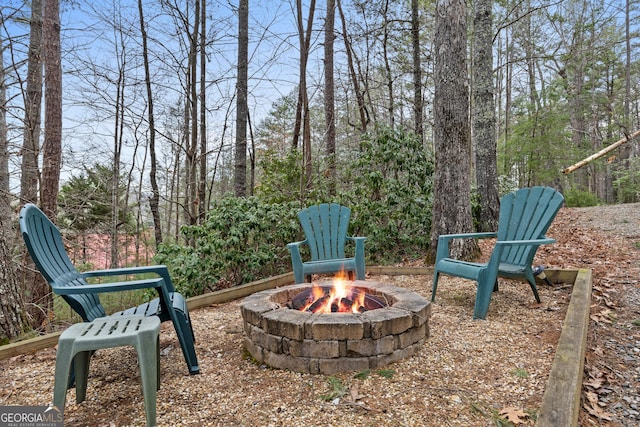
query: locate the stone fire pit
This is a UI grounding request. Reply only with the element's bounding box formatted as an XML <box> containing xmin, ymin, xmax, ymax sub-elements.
<box><xmin>240</xmin><ymin>280</ymin><xmax>431</xmax><ymax>374</ymax></box>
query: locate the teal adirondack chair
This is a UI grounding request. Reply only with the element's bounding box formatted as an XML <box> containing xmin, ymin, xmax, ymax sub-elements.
<box><xmin>19</xmin><ymin>203</ymin><xmax>199</xmax><ymax>375</ymax></box>
<box><xmin>287</xmin><ymin>203</ymin><xmax>366</xmax><ymax>284</ymax></box>
<box><xmin>431</xmin><ymin>186</ymin><xmax>564</xmax><ymax>319</ymax></box>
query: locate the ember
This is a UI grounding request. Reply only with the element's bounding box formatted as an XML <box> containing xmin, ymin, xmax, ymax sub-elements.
<box><xmin>288</xmin><ymin>279</ymin><xmax>388</xmax><ymax>313</ymax></box>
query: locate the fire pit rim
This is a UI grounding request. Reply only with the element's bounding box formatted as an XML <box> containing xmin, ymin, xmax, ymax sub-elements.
<box><xmin>240</xmin><ymin>280</ymin><xmax>432</xmax><ymax>375</ymax></box>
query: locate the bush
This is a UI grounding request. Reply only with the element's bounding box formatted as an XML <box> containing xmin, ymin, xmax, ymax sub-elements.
<box><xmin>340</xmin><ymin>126</ymin><xmax>435</xmax><ymax>264</ymax></box>
<box><xmin>564</xmin><ymin>188</ymin><xmax>600</xmax><ymax>207</ymax></box>
<box><xmin>155</xmin><ymin>197</ymin><xmax>301</xmax><ymax>297</ymax></box>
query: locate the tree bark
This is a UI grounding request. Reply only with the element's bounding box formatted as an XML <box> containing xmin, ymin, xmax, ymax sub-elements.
<box><xmin>325</xmin><ymin>0</ymin><xmax>337</xmax><ymax>194</ymax></box>
<box><xmin>31</xmin><ymin>0</ymin><xmax>62</xmax><ymax>330</ymax></box>
<box><xmin>234</xmin><ymin>0</ymin><xmax>248</xmax><ymax>197</ymax></box>
<box><xmin>411</xmin><ymin>0</ymin><xmax>423</xmax><ymax>141</ymax></box>
<box><xmin>198</xmin><ymin>0</ymin><xmax>207</xmax><ymax>220</ymax></box>
<box><xmin>1</xmin><ymin>37</ymin><xmax>26</xmax><ymax>341</ymax></box>
<box><xmin>137</xmin><ymin>0</ymin><xmax>162</xmax><ymax>246</ymax></box>
<box><xmin>472</xmin><ymin>0</ymin><xmax>499</xmax><ymax>231</ymax></box>
<box><xmin>382</xmin><ymin>0</ymin><xmax>394</xmax><ymax>127</ymax></box>
<box><xmin>0</xmin><ymin>217</ymin><xmax>26</xmax><ymax>342</ymax></box>
<box><xmin>20</xmin><ymin>0</ymin><xmax>42</xmax><ymax>208</ymax></box>
<box><xmin>428</xmin><ymin>0</ymin><xmax>478</xmax><ymax>262</ymax></box>
<box><xmin>337</xmin><ymin>0</ymin><xmax>367</xmax><ymax>132</ymax></box>
<box><xmin>18</xmin><ymin>2</ymin><xmax>44</xmax><ymax>329</ymax></box>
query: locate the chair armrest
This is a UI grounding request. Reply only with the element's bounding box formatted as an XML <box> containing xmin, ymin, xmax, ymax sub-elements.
<box><xmin>436</xmin><ymin>232</ymin><xmax>497</xmax><ymax>262</ymax></box>
<box><xmin>53</xmin><ymin>277</ymin><xmax>166</xmax><ymax>295</ymax></box>
<box><xmin>438</xmin><ymin>232</ymin><xmax>497</xmax><ymax>241</ymax></box>
<box><xmin>82</xmin><ymin>265</ymin><xmax>175</xmax><ymax>292</ymax></box>
<box><xmin>346</xmin><ymin>236</ymin><xmax>366</xmax><ymax>244</ymax></box>
<box><xmin>494</xmin><ymin>237</ymin><xmax>556</xmax><ymax>247</ymax></box>
<box><xmin>346</xmin><ymin>236</ymin><xmax>366</xmax><ymax>261</ymax></box>
<box><xmin>287</xmin><ymin>239</ymin><xmax>308</xmax><ymax>263</ymax></box>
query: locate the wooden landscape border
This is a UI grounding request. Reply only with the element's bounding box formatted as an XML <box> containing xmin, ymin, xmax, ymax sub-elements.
<box><xmin>0</xmin><ymin>268</ymin><xmax>591</xmax><ymax>427</ymax></box>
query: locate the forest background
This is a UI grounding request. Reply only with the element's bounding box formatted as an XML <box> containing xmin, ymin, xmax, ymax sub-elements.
<box><xmin>1</xmin><ymin>0</ymin><xmax>639</xmax><ymax>339</ymax></box>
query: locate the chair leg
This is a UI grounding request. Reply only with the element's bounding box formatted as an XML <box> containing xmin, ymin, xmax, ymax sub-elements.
<box><xmin>168</xmin><ymin>309</ymin><xmax>200</xmax><ymax>375</ymax></box>
<box><xmin>73</xmin><ymin>351</ymin><xmax>91</xmax><ymax>403</ymax></box>
<box><xmin>431</xmin><ymin>272</ymin><xmax>440</xmax><ymax>302</ymax></box>
<box><xmin>528</xmin><ymin>280</ymin><xmax>541</xmax><ymax>303</ymax></box>
<box><xmin>136</xmin><ymin>333</ymin><xmax>159</xmax><ymax>427</ymax></box>
<box><xmin>474</xmin><ymin>273</ymin><xmax>497</xmax><ymax>320</ymax></box>
<box><xmin>53</xmin><ymin>342</ymin><xmax>75</xmax><ymax>412</ymax></box>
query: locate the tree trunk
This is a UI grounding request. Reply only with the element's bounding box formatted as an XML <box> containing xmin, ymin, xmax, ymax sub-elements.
<box><xmin>111</xmin><ymin>36</ymin><xmax>126</xmax><ymax>269</ymax></box>
<box><xmin>20</xmin><ymin>0</ymin><xmax>42</xmax><ymax>208</ymax></box>
<box><xmin>382</xmin><ymin>0</ymin><xmax>394</xmax><ymax>127</ymax></box>
<box><xmin>325</xmin><ymin>0</ymin><xmax>337</xmax><ymax>194</ymax></box>
<box><xmin>34</xmin><ymin>0</ymin><xmax>62</xmax><ymax>329</ymax></box>
<box><xmin>292</xmin><ymin>0</ymin><xmax>316</xmax><ymax>197</ymax></box>
<box><xmin>18</xmin><ymin>2</ymin><xmax>45</xmax><ymax>331</ymax></box>
<box><xmin>198</xmin><ymin>0</ymin><xmax>207</xmax><ymax>220</ymax></box>
<box><xmin>337</xmin><ymin>0</ymin><xmax>367</xmax><ymax>132</ymax></box>
<box><xmin>1</xmin><ymin>37</ymin><xmax>26</xmax><ymax>341</ymax></box>
<box><xmin>137</xmin><ymin>0</ymin><xmax>162</xmax><ymax>246</ymax></box>
<box><xmin>472</xmin><ymin>0</ymin><xmax>499</xmax><ymax>231</ymax></box>
<box><xmin>234</xmin><ymin>0</ymin><xmax>248</xmax><ymax>197</ymax></box>
<box><xmin>428</xmin><ymin>0</ymin><xmax>477</xmax><ymax>263</ymax></box>
<box><xmin>0</xmin><ymin>217</ymin><xmax>26</xmax><ymax>342</ymax></box>
<box><xmin>411</xmin><ymin>0</ymin><xmax>423</xmax><ymax>141</ymax></box>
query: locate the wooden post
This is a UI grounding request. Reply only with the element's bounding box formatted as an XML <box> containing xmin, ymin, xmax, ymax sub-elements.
<box><xmin>562</xmin><ymin>129</ymin><xmax>640</xmax><ymax>174</ymax></box>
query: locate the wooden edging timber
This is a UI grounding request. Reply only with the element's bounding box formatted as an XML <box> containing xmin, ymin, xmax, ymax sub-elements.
<box><xmin>1</xmin><ymin>266</ymin><xmax>592</xmax><ymax>427</ymax></box>
<box><xmin>536</xmin><ymin>268</ymin><xmax>592</xmax><ymax>427</ymax></box>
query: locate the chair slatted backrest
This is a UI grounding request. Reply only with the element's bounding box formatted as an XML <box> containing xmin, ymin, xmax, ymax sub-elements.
<box><xmin>496</xmin><ymin>187</ymin><xmax>564</xmax><ymax>267</ymax></box>
<box><xmin>298</xmin><ymin>203</ymin><xmax>351</xmax><ymax>262</ymax></box>
<box><xmin>20</xmin><ymin>204</ymin><xmax>107</xmax><ymax>321</ymax></box>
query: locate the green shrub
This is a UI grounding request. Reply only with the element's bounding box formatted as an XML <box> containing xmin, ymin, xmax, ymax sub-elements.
<box><xmin>564</xmin><ymin>188</ymin><xmax>600</xmax><ymax>207</ymax></box>
<box><xmin>155</xmin><ymin>197</ymin><xmax>300</xmax><ymax>297</ymax></box>
<box><xmin>340</xmin><ymin>126</ymin><xmax>435</xmax><ymax>264</ymax></box>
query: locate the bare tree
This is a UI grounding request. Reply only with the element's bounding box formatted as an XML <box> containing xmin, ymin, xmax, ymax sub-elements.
<box><xmin>235</xmin><ymin>0</ymin><xmax>248</xmax><ymax>197</ymax></box>
<box><xmin>472</xmin><ymin>0</ymin><xmax>499</xmax><ymax>231</ymax></box>
<box><xmin>337</xmin><ymin>0</ymin><xmax>367</xmax><ymax>132</ymax></box>
<box><xmin>411</xmin><ymin>0</ymin><xmax>423</xmax><ymax>141</ymax></box>
<box><xmin>428</xmin><ymin>0</ymin><xmax>477</xmax><ymax>262</ymax></box>
<box><xmin>1</xmin><ymin>32</ymin><xmax>27</xmax><ymax>340</ymax></box>
<box><xmin>19</xmin><ymin>0</ymin><xmax>42</xmax><ymax>207</ymax></box>
<box><xmin>17</xmin><ymin>1</ymin><xmax>44</xmax><ymax>331</ymax></box>
<box><xmin>181</xmin><ymin>0</ymin><xmax>202</xmax><ymax>223</ymax></box>
<box><xmin>34</xmin><ymin>0</ymin><xmax>62</xmax><ymax>328</ymax></box>
<box><xmin>292</xmin><ymin>0</ymin><xmax>316</xmax><ymax>196</ymax></box>
<box><xmin>382</xmin><ymin>0</ymin><xmax>395</xmax><ymax>127</ymax></box>
<box><xmin>137</xmin><ymin>0</ymin><xmax>162</xmax><ymax>246</ymax></box>
<box><xmin>325</xmin><ymin>0</ymin><xmax>336</xmax><ymax>194</ymax></box>
<box><xmin>198</xmin><ymin>0</ymin><xmax>207</xmax><ymax>218</ymax></box>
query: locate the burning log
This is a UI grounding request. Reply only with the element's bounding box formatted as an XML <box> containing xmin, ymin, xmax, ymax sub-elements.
<box><xmin>288</xmin><ymin>284</ymin><xmax>388</xmax><ymax>313</ymax></box>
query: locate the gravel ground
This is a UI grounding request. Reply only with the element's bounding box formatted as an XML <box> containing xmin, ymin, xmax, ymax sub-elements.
<box><xmin>554</xmin><ymin>204</ymin><xmax>640</xmax><ymax>427</ymax></box>
<box><xmin>1</xmin><ymin>277</ymin><xmax>567</xmax><ymax>426</ymax></box>
<box><xmin>1</xmin><ymin>203</ymin><xmax>639</xmax><ymax>426</ymax></box>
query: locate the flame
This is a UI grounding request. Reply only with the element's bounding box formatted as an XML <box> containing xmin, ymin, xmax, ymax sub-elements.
<box><xmin>300</xmin><ymin>272</ymin><xmax>366</xmax><ymax>313</ymax></box>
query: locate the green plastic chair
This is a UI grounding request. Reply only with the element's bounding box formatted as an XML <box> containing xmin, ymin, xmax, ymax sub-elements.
<box><xmin>431</xmin><ymin>186</ymin><xmax>564</xmax><ymax>319</ymax></box>
<box><xmin>19</xmin><ymin>203</ymin><xmax>199</xmax><ymax>375</ymax></box>
<box><xmin>53</xmin><ymin>316</ymin><xmax>160</xmax><ymax>426</ymax></box>
<box><xmin>287</xmin><ymin>203</ymin><xmax>366</xmax><ymax>284</ymax></box>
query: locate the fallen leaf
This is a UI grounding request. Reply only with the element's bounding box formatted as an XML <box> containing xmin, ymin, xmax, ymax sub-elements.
<box><xmin>583</xmin><ymin>401</ymin><xmax>613</xmax><ymax>421</ymax></box>
<box><xmin>499</xmin><ymin>406</ymin><xmax>528</xmax><ymax>424</ymax></box>
<box><xmin>349</xmin><ymin>383</ymin><xmax>364</xmax><ymax>401</ymax></box>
